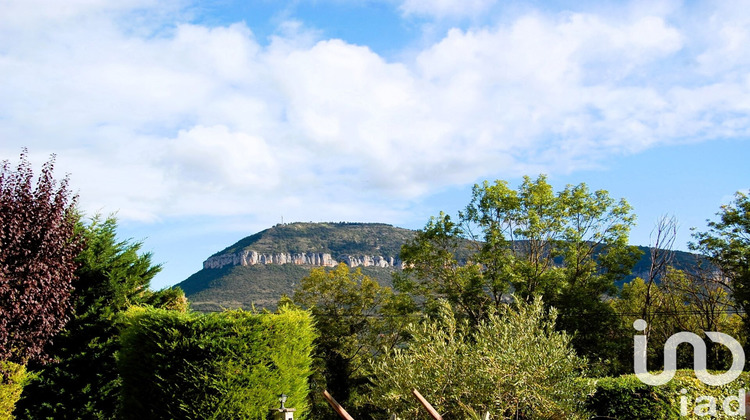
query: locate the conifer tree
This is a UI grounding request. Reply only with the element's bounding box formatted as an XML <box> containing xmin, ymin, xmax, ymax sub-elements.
<box><xmin>15</xmin><ymin>216</ymin><xmax>187</xmax><ymax>419</ymax></box>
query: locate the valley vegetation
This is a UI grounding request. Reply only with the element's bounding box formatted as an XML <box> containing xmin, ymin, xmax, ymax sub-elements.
<box><xmin>289</xmin><ymin>175</ymin><xmax>750</xmax><ymax>419</ymax></box>
<box><xmin>1</xmin><ymin>151</ymin><xmax>749</xmax><ymax>419</ymax></box>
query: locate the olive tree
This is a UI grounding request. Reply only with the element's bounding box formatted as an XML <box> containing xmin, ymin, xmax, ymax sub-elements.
<box><xmin>370</xmin><ymin>297</ymin><xmax>592</xmax><ymax>419</ymax></box>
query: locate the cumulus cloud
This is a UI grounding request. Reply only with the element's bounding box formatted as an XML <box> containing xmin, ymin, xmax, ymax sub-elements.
<box><xmin>164</xmin><ymin>125</ymin><xmax>278</xmax><ymax>188</ymax></box>
<box><xmin>1</xmin><ymin>0</ymin><xmax>749</xmax><ymax>226</ymax></box>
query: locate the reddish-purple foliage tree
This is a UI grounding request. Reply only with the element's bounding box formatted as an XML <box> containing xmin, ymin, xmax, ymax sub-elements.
<box><xmin>0</xmin><ymin>150</ymin><xmax>84</xmax><ymax>364</ymax></box>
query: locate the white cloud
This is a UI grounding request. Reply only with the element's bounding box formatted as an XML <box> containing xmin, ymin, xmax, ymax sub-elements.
<box><xmin>2</xmin><ymin>1</ymin><xmax>750</xmax><ymax>227</ymax></box>
<box><xmin>164</xmin><ymin>125</ymin><xmax>278</xmax><ymax>188</ymax></box>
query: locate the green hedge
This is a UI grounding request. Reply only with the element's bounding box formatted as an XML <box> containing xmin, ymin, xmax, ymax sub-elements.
<box><xmin>118</xmin><ymin>307</ymin><xmax>315</xmax><ymax>420</ymax></box>
<box><xmin>587</xmin><ymin>370</ymin><xmax>750</xmax><ymax>419</ymax></box>
<box><xmin>0</xmin><ymin>361</ymin><xmax>27</xmax><ymax>420</ymax></box>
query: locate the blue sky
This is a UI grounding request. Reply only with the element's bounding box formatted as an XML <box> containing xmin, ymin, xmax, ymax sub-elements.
<box><xmin>2</xmin><ymin>0</ymin><xmax>749</xmax><ymax>290</ymax></box>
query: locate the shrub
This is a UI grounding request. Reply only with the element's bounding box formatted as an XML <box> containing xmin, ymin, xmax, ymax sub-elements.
<box><xmin>587</xmin><ymin>370</ymin><xmax>750</xmax><ymax>419</ymax></box>
<box><xmin>587</xmin><ymin>374</ymin><xmax>678</xmax><ymax>419</ymax></box>
<box><xmin>0</xmin><ymin>361</ymin><xmax>28</xmax><ymax>420</ymax></box>
<box><xmin>370</xmin><ymin>297</ymin><xmax>593</xmax><ymax>419</ymax></box>
<box><xmin>118</xmin><ymin>307</ymin><xmax>315</xmax><ymax>420</ymax></box>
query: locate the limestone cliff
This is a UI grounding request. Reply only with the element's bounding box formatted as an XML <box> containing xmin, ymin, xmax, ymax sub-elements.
<box><xmin>203</xmin><ymin>250</ymin><xmax>402</xmax><ymax>270</ymax></box>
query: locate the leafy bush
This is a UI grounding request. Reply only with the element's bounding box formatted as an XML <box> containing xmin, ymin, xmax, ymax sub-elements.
<box><xmin>0</xmin><ymin>361</ymin><xmax>27</xmax><ymax>420</ymax></box>
<box><xmin>118</xmin><ymin>307</ymin><xmax>315</xmax><ymax>420</ymax></box>
<box><xmin>587</xmin><ymin>370</ymin><xmax>750</xmax><ymax>419</ymax></box>
<box><xmin>587</xmin><ymin>374</ymin><xmax>678</xmax><ymax>419</ymax></box>
<box><xmin>370</xmin><ymin>297</ymin><xmax>593</xmax><ymax>419</ymax></box>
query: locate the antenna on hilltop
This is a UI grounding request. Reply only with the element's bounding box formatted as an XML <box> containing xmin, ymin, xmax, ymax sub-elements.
<box><xmin>281</xmin><ymin>215</ymin><xmax>284</xmax><ymax>225</ymax></box>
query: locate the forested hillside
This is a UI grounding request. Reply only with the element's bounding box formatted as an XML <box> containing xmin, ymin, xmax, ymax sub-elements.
<box><xmin>178</xmin><ymin>221</ymin><xmax>699</xmax><ymax>312</ymax></box>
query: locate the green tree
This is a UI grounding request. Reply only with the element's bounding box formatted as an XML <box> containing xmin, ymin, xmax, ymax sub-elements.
<box><xmin>691</xmin><ymin>191</ymin><xmax>750</xmax><ymax>329</ymax></box>
<box><xmin>464</xmin><ymin>176</ymin><xmax>564</xmax><ymax>300</ymax></box>
<box><xmin>399</xmin><ymin>175</ymin><xmax>641</xmax><ymax>369</ymax></box>
<box><xmin>370</xmin><ymin>297</ymin><xmax>592</xmax><ymax>419</ymax></box>
<box><xmin>661</xmin><ymin>266</ymin><xmax>739</xmax><ymax>370</ymax></box>
<box><xmin>614</xmin><ymin>266</ymin><xmax>741</xmax><ymax>373</ymax></box>
<box><xmin>15</xmin><ymin>216</ymin><xmax>187</xmax><ymax>420</ymax></box>
<box><xmin>0</xmin><ymin>361</ymin><xmax>27</xmax><ymax>420</ymax></box>
<box><xmin>396</xmin><ymin>212</ymin><xmax>491</xmax><ymax>324</ymax></box>
<box><xmin>292</xmin><ymin>263</ymin><xmax>413</xmax><ymax>418</ymax></box>
<box><xmin>614</xmin><ymin>273</ymin><xmax>687</xmax><ymax>371</ymax></box>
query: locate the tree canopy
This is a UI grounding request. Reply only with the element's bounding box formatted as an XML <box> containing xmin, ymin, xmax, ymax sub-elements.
<box><xmin>691</xmin><ymin>191</ymin><xmax>750</xmax><ymax>322</ymax></box>
<box><xmin>292</xmin><ymin>263</ymin><xmax>415</xmax><ymax>418</ymax></box>
<box><xmin>398</xmin><ymin>175</ymin><xmax>641</xmax><ymax>368</ymax></box>
<box><xmin>15</xmin><ymin>215</ymin><xmax>187</xmax><ymax>419</ymax></box>
<box><xmin>0</xmin><ymin>151</ymin><xmax>84</xmax><ymax>364</ymax></box>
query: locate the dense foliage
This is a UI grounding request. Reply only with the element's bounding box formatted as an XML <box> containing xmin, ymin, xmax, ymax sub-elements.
<box><xmin>587</xmin><ymin>371</ymin><xmax>750</xmax><ymax>419</ymax></box>
<box><xmin>0</xmin><ymin>361</ymin><xmax>27</xmax><ymax>420</ymax></box>
<box><xmin>691</xmin><ymin>192</ymin><xmax>750</xmax><ymax>331</ymax></box>
<box><xmin>0</xmin><ymin>151</ymin><xmax>84</xmax><ymax>364</ymax></box>
<box><xmin>370</xmin><ymin>297</ymin><xmax>592</xmax><ymax>419</ymax></box>
<box><xmin>292</xmin><ymin>264</ymin><xmax>415</xmax><ymax>419</ymax></box>
<box><xmin>14</xmin><ymin>216</ymin><xmax>187</xmax><ymax>419</ymax></box>
<box><xmin>398</xmin><ymin>175</ymin><xmax>641</xmax><ymax>372</ymax></box>
<box><xmin>1</xmin><ymin>157</ymin><xmax>746</xmax><ymax>420</ymax></box>
<box><xmin>614</xmin><ymin>269</ymin><xmax>741</xmax><ymax>372</ymax></box>
<box><xmin>118</xmin><ymin>307</ymin><xmax>315</xmax><ymax>420</ymax></box>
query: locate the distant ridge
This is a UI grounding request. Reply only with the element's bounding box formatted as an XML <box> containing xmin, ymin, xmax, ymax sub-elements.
<box><xmin>178</xmin><ymin>223</ymin><xmax>414</xmax><ymax>311</ymax></box>
<box><xmin>211</xmin><ymin>222</ymin><xmax>412</xmax><ymax>257</ymax></box>
<box><xmin>202</xmin><ymin>222</ymin><xmax>413</xmax><ymax>270</ymax></box>
<box><xmin>176</xmin><ymin>222</ymin><xmax>701</xmax><ymax>312</ymax></box>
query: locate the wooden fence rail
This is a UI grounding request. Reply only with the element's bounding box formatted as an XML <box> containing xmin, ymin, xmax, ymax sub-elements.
<box><xmin>411</xmin><ymin>389</ymin><xmax>443</xmax><ymax>420</ymax></box>
<box><xmin>322</xmin><ymin>390</ymin><xmax>356</xmax><ymax>420</ymax></box>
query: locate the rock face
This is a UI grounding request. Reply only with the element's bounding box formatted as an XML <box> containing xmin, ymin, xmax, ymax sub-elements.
<box><xmin>339</xmin><ymin>255</ymin><xmax>399</xmax><ymax>268</ymax></box>
<box><xmin>203</xmin><ymin>250</ymin><xmax>402</xmax><ymax>270</ymax></box>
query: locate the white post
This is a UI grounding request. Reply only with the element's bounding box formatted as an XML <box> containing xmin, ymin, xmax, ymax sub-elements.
<box><xmin>269</xmin><ymin>407</ymin><xmax>295</xmax><ymax>420</ymax></box>
<box><xmin>270</xmin><ymin>394</ymin><xmax>295</xmax><ymax>420</ymax></box>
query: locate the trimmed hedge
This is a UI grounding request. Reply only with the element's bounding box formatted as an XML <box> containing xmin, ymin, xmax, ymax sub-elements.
<box><xmin>118</xmin><ymin>307</ymin><xmax>315</xmax><ymax>420</ymax></box>
<box><xmin>0</xmin><ymin>361</ymin><xmax>27</xmax><ymax>420</ymax></box>
<box><xmin>587</xmin><ymin>370</ymin><xmax>750</xmax><ymax>419</ymax></box>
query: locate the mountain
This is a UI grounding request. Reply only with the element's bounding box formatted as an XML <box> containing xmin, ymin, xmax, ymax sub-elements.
<box><xmin>177</xmin><ymin>222</ymin><xmax>415</xmax><ymax>311</ymax></box>
<box><xmin>176</xmin><ymin>221</ymin><xmax>701</xmax><ymax>312</ymax></box>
